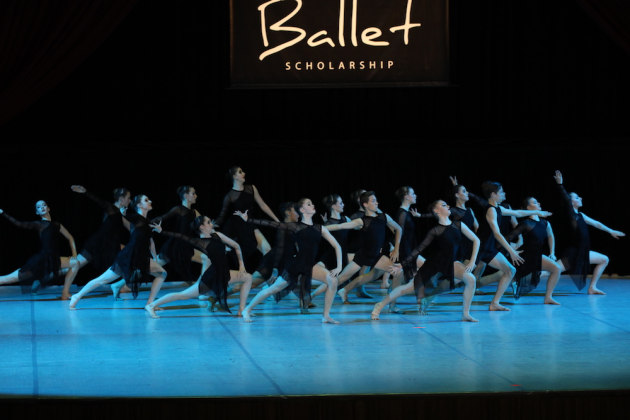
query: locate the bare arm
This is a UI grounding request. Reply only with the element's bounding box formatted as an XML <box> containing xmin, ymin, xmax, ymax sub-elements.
<box><xmin>325</xmin><ymin>218</ymin><xmax>363</xmax><ymax>232</ymax></box>
<box><xmin>487</xmin><ymin>207</ymin><xmax>524</xmax><ymax>266</ymax></box>
<box><xmin>321</xmin><ymin>227</ymin><xmax>342</xmax><ymax>276</ymax></box>
<box><xmin>59</xmin><ymin>224</ymin><xmax>78</xmax><ymax>258</ymax></box>
<box><xmin>500</xmin><ymin>206</ymin><xmax>552</xmax><ymax>219</ymax></box>
<box><xmin>252</xmin><ymin>185</ymin><xmax>280</xmax><ymax>222</ymax></box>
<box><xmin>546</xmin><ymin>222</ymin><xmax>556</xmax><ymax>260</ymax></box>
<box><xmin>217</xmin><ymin>232</ymin><xmax>246</xmax><ymax>272</ymax></box>
<box><xmin>460</xmin><ymin>223</ymin><xmax>480</xmax><ymax>272</ymax></box>
<box><xmin>581</xmin><ymin>213</ymin><xmax>625</xmax><ymax>239</ymax></box>
<box><xmin>385</xmin><ymin>214</ymin><xmax>402</xmax><ymax>262</ymax></box>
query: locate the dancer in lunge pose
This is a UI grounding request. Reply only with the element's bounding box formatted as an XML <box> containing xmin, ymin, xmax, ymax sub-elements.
<box><xmin>504</xmin><ymin>197</ymin><xmax>561</xmax><ymax>304</ymax></box>
<box><xmin>326</xmin><ymin>191</ymin><xmax>403</xmax><ymax>310</ymax></box>
<box><xmin>151</xmin><ymin>186</ymin><xmax>202</xmax><ymax>284</ymax></box>
<box><xmin>474</xmin><ymin>181</ymin><xmax>552</xmax><ymax>311</ymax></box>
<box><xmin>553</xmin><ymin>170</ymin><xmax>625</xmax><ymax>294</ymax></box>
<box><xmin>144</xmin><ymin>215</ymin><xmax>252</xmax><ymax>318</ymax></box>
<box><xmin>215</xmin><ymin>166</ymin><xmax>279</xmax><ymax>272</ymax></box>
<box><xmin>371</xmin><ymin>200</ymin><xmax>480</xmax><ymax>322</ymax></box>
<box><xmin>69</xmin><ymin>194</ymin><xmax>167</xmax><ymax>309</ymax></box>
<box><xmin>0</xmin><ymin>201</ymin><xmax>78</xmax><ymax>295</ymax></box>
<box><xmin>235</xmin><ymin>198</ymin><xmax>343</xmax><ymax>324</ymax></box>
<box><xmin>63</xmin><ymin>185</ymin><xmax>130</xmax><ymax>300</ymax></box>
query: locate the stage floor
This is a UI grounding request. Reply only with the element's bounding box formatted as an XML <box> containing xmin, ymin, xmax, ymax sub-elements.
<box><xmin>1</xmin><ymin>275</ymin><xmax>629</xmax><ymax>399</ymax></box>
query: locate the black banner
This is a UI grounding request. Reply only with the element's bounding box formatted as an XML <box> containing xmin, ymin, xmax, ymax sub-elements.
<box><xmin>229</xmin><ymin>0</ymin><xmax>450</xmax><ymax>87</ymax></box>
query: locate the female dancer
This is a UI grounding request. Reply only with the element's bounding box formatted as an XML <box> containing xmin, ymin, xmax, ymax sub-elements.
<box><xmin>215</xmin><ymin>166</ymin><xmax>280</xmax><ymax>272</ymax></box>
<box><xmin>474</xmin><ymin>181</ymin><xmax>552</xmax><ymax>311</ymax></box>
<box><xmin>235</xmin><ymin>198</ymin><xmax>343</xmax><ymax>324</ymax></box>
<box><xmin>69</xmin><ymin>194</ymin><xmax>167</xmax><ymax>309</ymax></box>
<box><xmin>505</xmin><ymin>197</ymin><xmax>561</xmax><ymax>304</ymax></box>
<box><xmin>371</xmin><ymin>200</ymin><xmax>480</xmax><ymax>322</ymax></box>
<box><xmin>553</xmin><ymin>170</ymin><xmax>625</xmax><ymax>294</ymax></box>
<box><xmin>343</xmin><ymin>188</ymin><xmax>372</xmax><ymax>298</ymax></box>
<box><xmin>327</xmin><ymin>191</ymin><xmax>403</xmax><ymax>307</ymax></box>
<box><xmin>62</xmin><ymin>185</ymin><xmax>130</xmax><ymax>300</ymax></box>
<box><xmin>152</xmin><ymin>186</ymin><xmax>202</xmax><ymax>285</ymax></box>
<box><xmin>0</xmin><ymin>201</ymin><xmax>78</xmax><ymax>295</ymax></box>
<box><xmin>144</xmin><ymin>215</ymin><xmax>252</xmax><ymax>318</ymax></box>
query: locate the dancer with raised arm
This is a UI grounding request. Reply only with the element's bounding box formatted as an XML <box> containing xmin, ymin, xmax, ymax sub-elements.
<box><xmin>236</xmin><ymin>198</ymin><xmax>343</xmax><ymax>324</ymax></box>
<box><xmin>553</xmin><ymin>170</ymin><xmax>625</xmax><ymax>294</ymax></box>
<box><xmin>474</xmin><ymin>181</ymin><xmax>552</xmax><ymax>311</ymax></box>
<box><xmin>215</xmin><ymin>166</ymin><xmax>279</xmax><ymax>272</ymax></box>
<box><xmin>505</xmin><ymin>197</ymin><xmax>561</xmax><ymax>304</ymax></box>
<box><xmin>371</xmin><ymin>200</ymin><xmax>480</xmax><ymax>322</ymax></box>
<box><xmin>0</xmin><ymin>201</ymin><xmax>78</xmax><ymax>296</ymax></box>
<box><xmin>63</xmin><ymin>185</ymin><xmax>130</xmax><ymax>300</ymax></box>
<box><xmin>69</xmin><ymin>194</ymin><xmax>167</xmax><ymax>309</ymax></box>
<box><xmin>144</xmin><ymin>215</ymin><xmax>252</xmax><ymax>318</ymax></box>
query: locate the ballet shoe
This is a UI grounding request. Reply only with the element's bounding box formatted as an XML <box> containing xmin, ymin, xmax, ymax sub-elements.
<box><xmin>371</xmin><ymin>301</ymin><xmax>385</xmax><ymax>320</ymax></box>
<box><xmin>68</xmin><ymin>295</ymin><xmax>79</xmax><ymax>310</ymax></box>
<box><xmin>337</xmin><ymin>288</ymin><xmax>348</xmax><ymax>303</ymax></box>
<box><xmin>355</xmin><ymin>286</ymin><xmax>373</xmax><ymax>299</ymax></box>
<box><xmin>111</xmin><ymin>282</ymin><xmax>123</xmax><ymax>301</ymax></box>
<box><xmin>144</xmin><ymin>304</ymin><xmax>159</xmax><ymax>319</ymax></box>
<box><xmin>510</xmin><ymin>281</ymin><xmax>520</xmax><ymax>300</ymax></box>
<box><xmin>30</xmin><ymin>280</ymin><xmax>41</xmax><ymax>295</ymax></box>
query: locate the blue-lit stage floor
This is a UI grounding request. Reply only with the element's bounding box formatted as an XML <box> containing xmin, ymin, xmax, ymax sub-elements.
<box><xmin>1</xmin><ymin>275</ymin><xmax>629</xmax><ymax>399</ymax></box>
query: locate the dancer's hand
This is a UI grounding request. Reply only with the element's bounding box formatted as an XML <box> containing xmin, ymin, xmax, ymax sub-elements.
<box><xmin>149</xmin><ymin>221</ymin><xmax>162</xmax><ymax>233</ymax></box>
<box><xmin>509</xmin><ymin>249</ymin><xmax>524</xmax><ymax>266</ymax></box>
<box><xmin>611</xmin><ymin>230</ymin><xmax>625</xmax><ymax>239</ymax></box>
<box><xmin>388</xmin><ymin>264</ymin><xmax>402</xmax><ymax>275</ymax></box>
<box><xmin>449</xmin><ymin>176</ymin><xmax>458</xmax><ymax>186</ymax></box>
<box><xmin>548</xmin><ymin>253</ymin><xmax>557</xmax><ymax>261</ymax></box>
<box><xmin>329</xmin><ymin>267</ymin><xmax>341</xmax><ymax>277</ymax></box>
<box><xmin>70</xmin><ymin>185</ymin><xmax>86</xmax><ymax>194</ymax></box>
<box><xmin>233</xmin><ymin>210</ymin><xmax>248</xmax><ymax>221</ymax></box>
<box><xmin>538</xmin><ymin>211</ymin><xmax>552</xmax><ymax>218</ymax></box>
<box><xmin>464</xmin><ymin>261</ymin><xmax>476</xmax><ymax>273</ymax></box>
<box><xmin>410</xmin><ymin>208</ymin><xmax>420</xmax><ymax>217</ymax></box>
<box><xmin>553</xmin><ymin>170</ymin><xmax>563</xmax><ymax>184</ymax></box>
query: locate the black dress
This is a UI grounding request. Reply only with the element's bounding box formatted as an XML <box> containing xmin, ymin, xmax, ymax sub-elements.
<box><xmin>476</xmin><ymin>204</ymin><xmax>503</xmax><ymax>264</ymax></box>
<box><xmin>152</xmin><ymin>205</ymin><xmax>197</xmax><ymax>283</ymax></box>
<box><xmin>506</xmin><ymin>218</ymin><xmax>549</xmax><ymax>298</ymax></box>
<box><xmin>158</xmin><ymin>230</ymin><xmax>232</xmax><ymax>312</ymax></box>
<box><xmin>346</xmin><ymin>209</ymin><xmax>365</xmax><ymax>255</ymax></box>
<box><xmin>318</xmin><ymin>215</ymin><xmax>350</xmax><ymax>269</ymax></box>
<box><xmin>254</xmin><ymin>225</ymin><xmax>295</xmax><ymax>282</ymax></box>
<box><xmin>215</xmin><ymin>185</ymin><xmax>262</xmax><ymax>272</ymax></box>
<box><xmin>395</xmin><ymin>208</ymin><xmax>418</xmax><ymax>262</ymax></box>
<box><xmin>555</xmin><ymin>183</ymin><xmax>590</xmax><ymax>290</ymax></box>
<box><xmin>248</xmin><ymin>218</ymin><xmax>323</xmax><ymax>307</ymax></box>
<box><xmin>450</xmin><ymin>206</ymin><xmax>476</xmax><ymax>263</ymax></box>
<box><xmin>78</xmin><ymin>191</ymin><xmax>126</xmax><ymax>273</ymax></box>
<box><xmin>353</xmin><ymin>212</ymin><xmax>388</xmax><ymax>267</ymax></box>
<box><xmin>401</xmin><ymin>221</ymin><xmax>463</xmax><ymax>296</ymax></box>
<box><xmin>2</xmin><ymin>213</ymin><xmax>62</xmax><ymax>288</ymax></box>
<box><xmin>110</xmin><ymin>212</ymin><xmax>153</xmax><ymax>298</ymax></box>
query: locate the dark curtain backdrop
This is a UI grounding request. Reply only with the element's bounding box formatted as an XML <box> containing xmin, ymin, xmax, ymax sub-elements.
<box><xmin>0</xmin><ymin>0</ymin><xmax>629</xmax><ymax>281</ymax></box>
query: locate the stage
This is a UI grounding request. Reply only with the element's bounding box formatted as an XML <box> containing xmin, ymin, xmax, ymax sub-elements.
<box><xmin>1</xmin><ymin>275</ymin><xmax>629</xmax><ymax>418</ymax></box>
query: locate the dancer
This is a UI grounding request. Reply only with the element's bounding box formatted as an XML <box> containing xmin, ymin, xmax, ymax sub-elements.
<box><xmin>215</xmin><ymin>166</ymin><xmax>279</xmax><ymax>272</ymax></box>
<box><xmin>505</xmin><ymin>197</ymin><xmax>561</xmax><ymax>304</ymax></box>
<box><xmin>62</xmin><ymin>185</ymin><xmax>130</xmax><ymax>300</ymax></box>
<box><xmin>447</xmin><ymin>180</ymin><xmax>480</xmax><ymax>264</ymax></box>
<box><xmin>144</xmin><ymin>215</ymin><xmax>252</xmax><ymax>318</ymax></box>
<box><xmin>553</xmin><ymin>170</ymin><xmax>625</xmax><ymax>294</ymax></box>
<box><xmin>0</xmin><ymin>201</ymin><xmax>78</xmax><ymax>295</ymax></box>
<box><xmin>343</xmin><ymin>188</ymin><xmax>373</xmax><ymax>298</ymax></box>
<box><xmin>152</xmin><ymin>186</ymin><xmax>202</xmax><ymax>285</ymax></box>
<box><xmin>327</xmin><ymin>191</ymin><xmax>404</xmax><ymax>307</ymax></box>
<box><xmin>69</xmin><ymin>194</ymin><xmax>167</xmax><ymax>309</ymax></box>
<box><xmin>474</xmin><ymin>181</ymin><xmax>552</xmax><ymax>311</ymax></box>
<box><xmin>235</xmin><ymin>198</ymin><xmax>343</xmax><ymax>324</ymax></box>
<box><xmin>371</xmin><ymin>200</ymin><xmax>480</xmax><ymax>322</ymax></box>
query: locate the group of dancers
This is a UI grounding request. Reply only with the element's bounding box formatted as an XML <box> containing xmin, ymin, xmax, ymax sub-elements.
<box><xmin>0</xmin><ymin>167</ymin><xmax>625</xmax><ymax>324</ymax></box>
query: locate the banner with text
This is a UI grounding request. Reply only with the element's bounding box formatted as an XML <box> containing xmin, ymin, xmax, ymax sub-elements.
<box><xmin>230</xmin><ymin>0</ymin><xmax>450</xmax><ymax>86</ymax></box>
